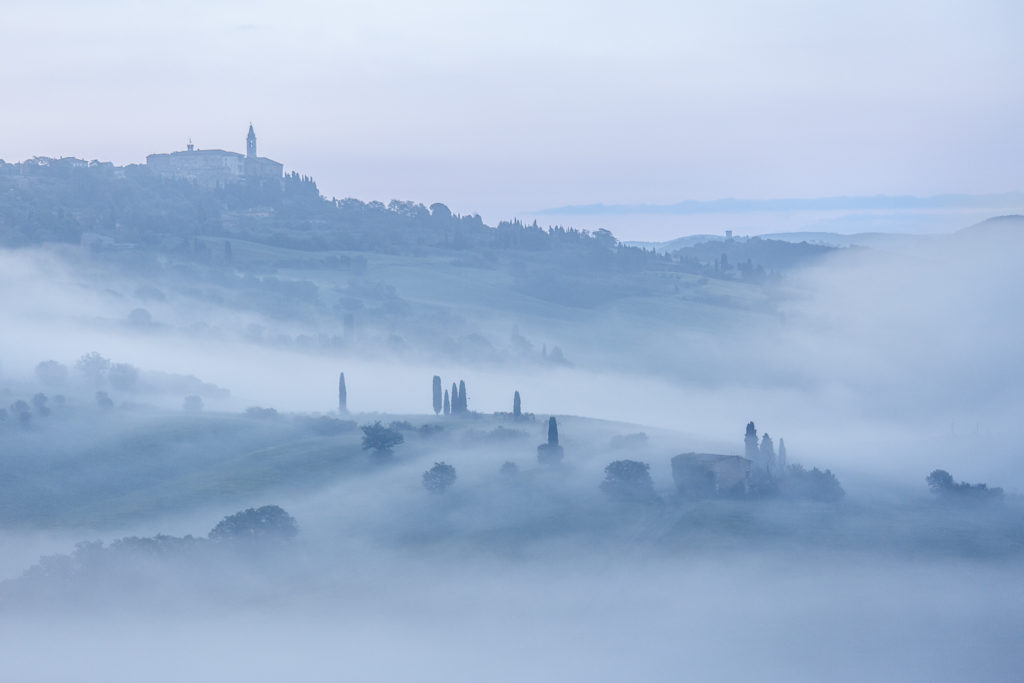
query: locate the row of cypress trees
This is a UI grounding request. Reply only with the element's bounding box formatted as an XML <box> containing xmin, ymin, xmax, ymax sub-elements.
<box><xmin>432</xmin><ymin>376</ymin><xmax>468</xmax><ymax>416</ymax></box>
<box><xmin>340</xmin><ymin>371</ymin><xmax>531</xmax><ymax>427</ymax></box>
<box><xmin>744</xmin><ymin>421</ymin><xmax>787</xmax><ymax>475</ymax></box>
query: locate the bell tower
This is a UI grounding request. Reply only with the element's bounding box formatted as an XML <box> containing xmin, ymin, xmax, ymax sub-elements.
<box><xmin>246</xmin><ymin>123</ymin><xmax>257</xmax><ymax>159</ymax></box>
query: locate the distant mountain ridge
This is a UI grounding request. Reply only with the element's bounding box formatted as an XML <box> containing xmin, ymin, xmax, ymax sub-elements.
<box><xmin>954</xmin><ymin>214</ymin><xmax>1024</xmax><ymax>239</ymax></box>
<box><xmin>626</xmin><ymin>231</ymin><xmax>925</xmax><ymax>253</ymax></box>
<box><xmin>627</xmin><ymin>214</ymin><xmax>1024</xmax><ymax>253</ymax></box>
<box><xmin>539</xmin><ymin>193</ymin><xmax>1024</xmax><ymax>216</ymax></box>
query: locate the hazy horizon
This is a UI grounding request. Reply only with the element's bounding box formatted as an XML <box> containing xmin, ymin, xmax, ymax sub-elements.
<box><xmin>3</xmin><ymin>0</ymin><xmax>1024</xmax><ymax>240</ymax></box>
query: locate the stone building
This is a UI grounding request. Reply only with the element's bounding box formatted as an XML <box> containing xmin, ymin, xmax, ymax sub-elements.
<box><xmin>146</xmin><ymin>124</ymin><xmax>283</xmax><ymax>187</ymax></box>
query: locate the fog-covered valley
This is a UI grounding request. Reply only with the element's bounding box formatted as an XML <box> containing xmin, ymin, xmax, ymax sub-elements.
<box><xmin>2</xmin><ymin>176</ymin><xmax>1023</xmax><ymax>679</ymax></box>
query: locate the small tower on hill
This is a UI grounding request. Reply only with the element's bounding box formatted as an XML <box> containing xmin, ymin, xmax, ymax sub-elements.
<box><xmin>246</xmin><ymin>124</ymin><xmax>257</xmax><ymax>159</ymax></box>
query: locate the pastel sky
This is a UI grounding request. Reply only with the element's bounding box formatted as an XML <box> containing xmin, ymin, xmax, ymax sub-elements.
<box><xmin>2</xmin><ymin>0</ymin><xmax>1022</xmax><ymax>238</ymax></box>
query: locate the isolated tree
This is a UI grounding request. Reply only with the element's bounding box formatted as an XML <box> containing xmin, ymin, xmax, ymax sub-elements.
<box><xmin>35</xmin><ymin>360</ymin><xmax>69</xmax><ymax>387</ymax></box>
<box><xmin>458</xmin><ymin>380</ymin><xmax>467</xmax><ymax>413</ymax></box>
<box><xmin>443</xmin><ymin>389</ymin><xmax>451</xmax><ymax>416</ymax></box>
<box><xmin>500</xmin><ymin>461</ymin><xmax>519</xmax><ymax>476</ymax></box>
<box><xmin>537</xmin><ymin>416</ymin><xmax>564</xmax><ymax>464</ymax></box>
<box><xmin>744</xmin><ymin>421</ymin><xmax>759</xmax><ymax>462</ymax></box>
<box><xmin>432</xmin><ymin>375</ymin><xmax>443</xmax><ymax>415</ymax></box>
<box><xmin>209</xmin><ymin>505</ymin><xmax>297</xmax><ymax>541</ymax></box>
<box><xmin>95</xmin><ymin>391</ymin><xmax>114</xmax><ymax>410</ymax></box>
<box><xmin>76</xmin><ymin>352</ymin><xmax>111</xmax><ymax>385</ymax></box>
<box><xmin>777</xmin><ymin>438</ymin><xmax>788</xmax><ymax>473</ymax></box>
<box><xmin>108</xmin><ymin>363</ymin><xmax>140</xmax><ymax>391</ymax></box>
<box><xmin>450</xmin><ymin>383</ymin><xmax>458</xmax><ymax>415</ymax></box>
<box><xmin>422</xmin><ymin>462</ymin><xmax>456</xmax><ymax>493</ymax></box>
<box><xmin>600</xmin><ymin>459</ymin><xmax>658</xmax><ymax>503</ymax></box>
<box><xmin>361</xmin><ymin>421</ymin><xmax>404</xmax><ymax>456</ymax></box>
<box><xmin>338</xmin><ymin>372</ymin><xmax>347</xmax><ymax>413</ymax></box>
<box><xmin>926</xmin><ymin>469</ymin><xmax>955</xmax><ymax>493</ymax></box>
<box><xmin>760</xmin><ymin>433</ymin><xmax>776</xmax><ymax>474</ymax></box>
<box><xmin>513</xmin><ymin>390</ymin><xmax>522</xmax><ymax>419</ymax></box>
<box><xmin>183</xmin><ymin>395</ymin><xmax>204</xmax><ymax>411</ymax></box>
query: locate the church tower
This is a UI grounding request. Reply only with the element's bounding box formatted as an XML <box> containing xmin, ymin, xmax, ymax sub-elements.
<box><xmin>246</xmin><ymin>124</ymin><xmax>257</xmax><ymax>159</ymax></box>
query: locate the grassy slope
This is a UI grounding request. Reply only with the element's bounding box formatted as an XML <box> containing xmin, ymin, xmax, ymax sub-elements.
<box><xmin>190</xmin><ymin>235</ymin><xmax>773</xmax><ymax>371</ymax></box>
<box><xmin>0</xmin><ymin>412</ymin><xmax>365</xmax><ymax>528</ymax></box>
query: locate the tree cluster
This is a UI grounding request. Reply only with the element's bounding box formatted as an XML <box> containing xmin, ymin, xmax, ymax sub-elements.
<box><xmin>926</xmin><ymin>469</ymin><xmax>1003</xmax><ymax>502</ymax></box>
<box><xmin>600</xmin><ymin>460</ymin><xmax>659</xmax><ymax>504</ymax></box>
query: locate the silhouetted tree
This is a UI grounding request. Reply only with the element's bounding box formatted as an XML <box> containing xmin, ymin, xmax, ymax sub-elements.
<box><xmin>223</xmin><ymin>240</ymin><xmax>233</xmax><ymax>263</ymax></box>
<box><xmin>361</xmin><ymin>421</ymin><xmax>404</xmax><ymax>455</ymax></box>
<box><xmin>422</xmin><ymin>462</ymin><xmax>456</xmax><ymax>493</ymax></box>
<box><xmin>500</xmin><ymin>461</ymin><xmax>519</xmax><ymax>476</ymax></box>
<box><xmin>760</xmin><ymin>433</ymin><xmax>776</xmax><ymax>474</ymax></box>
<box><xmin>777</xmin><ymin>438</ymin><xmax>787</xmax><ymax>473</ymax></box>
<box><xmin>513</xmin><ymin>390</ymin><xmax>522</xmax><ymax>419</ymax></box>
<box><xmin>209</xmin><ymin>505</ymin><xmax>297</xmax><ymax>541</ymax></box>
<box><xmin>76</xmin><ymin>352</ymin><xmax>111</xmax><ymax>385</ymax></box>
<box><xmin>744</xmin><ymin>421</ymin><xmax>759</xmax><ymax>461</ymax></box>
<box><xmin>781</xmin><ymin>464</ymin><xmax>844</xmax><ymax>502</ymax></box>
<box><xmin>926</xmin><ymin>469</ymin><xmax>955</xmax><ymax>492</ymax></box>
<box><xmin>600</xmin><ymin>459</ymin><xmax>658</xmax><ymax>503</ymax></box>
<box><xmin>183</xmin><ymin>395</ymin><xmax>204</xmax><ymax>411</ymax></box>
<box><xmin>458</xmin><ymin>380</ymin><xmax>467</xmax><ymax>413</ymax></box>
<box><xmin>338</xmin><ymin>372</ymin><xmax>347</xmax><ymax>413</ymax></box>
<box><xmin>432</xmin><ymin>375</ymin><xmax>442</xmax><ymax>415</ymax></box>
<box><xmin>450</xmin><ymin>383</ymin><xmax>458</xmax><ymax>415</ymax></box>
<box><xmin>443</xmin><ymin>389</ymin><xmax>451</xmax><ymax>416</ymax></box>
<box><xmin>95</xmin><ymin>391</ymin><xmax>114</xmax><ymax>410</ymax></box>
<box><xmin>537</xmin><ymin>416</ymin><xmax>564</xmax><ymax>464</ymax></box>
<box><xmin>10</xmin><ymin>400</ymin><xmax>32</xmax><ymax>427</ymax></box>
<box><xmin>926</xmin><ymin>469</ymin><xmax>1003</xmax><ymax>502</ymax></box>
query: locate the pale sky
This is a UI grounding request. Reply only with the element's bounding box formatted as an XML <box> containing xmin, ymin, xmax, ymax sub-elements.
<box><xmin>2</xmin><ymin>0</ymin><xmax>1022</xmax><ymax>239</ymax></box>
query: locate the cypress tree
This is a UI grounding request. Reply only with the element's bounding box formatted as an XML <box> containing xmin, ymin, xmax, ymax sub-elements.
<box><xmin>432</xmin><ymin>376</ymin><xmax>442</xmax><ymax>415</ymax></box>
<box><xmin>338</xmin><ymin>372</ymin><xmax>347</xmax><ymax>413</ymax></box>
<box><xmin>744</xmin><ymin>421</ymin><xmax>758</xmax><ymax>461</ymax></box>
<box><xmin>458</xmin><ymin>380</ymin><xmax>467</xmax><ymax>413</ymax></box>
<box><xmin>443</xmin><ymin>389</ymin><xmax>450</xmax><ymax>416</ymax></box>
<box><xmin>777</xmin><ymin>438</ymin><xmax>787</xmax><ymax>472</ymax></box>
<box><xmin>513</xmin><ymin>390</ymin><xmax>522</xmax><ymax>419</ymax></box>
<box><xmin>537</xmin><ymin>416</ymin><xmax>564</xmax><ymax>464</ymax></box>
<box><xmin>760</xmin><ymin>433</ymin><xmax>775</xmax><ymax>473</ymax></box>
<box><xmin>451</xmin><ymin>383</ymin><xmax>458</xmax><ymax>415</ymax></box>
